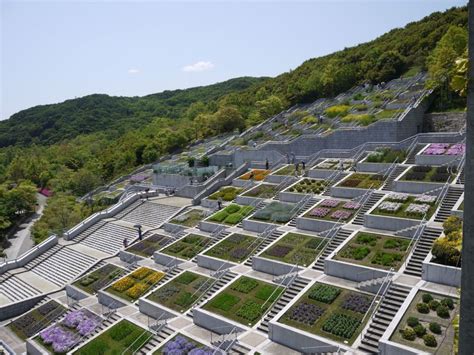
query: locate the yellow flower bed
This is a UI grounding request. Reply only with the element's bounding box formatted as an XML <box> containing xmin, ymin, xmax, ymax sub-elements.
<box><xmin>144</xmin><ymin>272</ymin><xmax>165</xmax><ymax>284</ymax></box>
<box><xmin>239</xmin><ymin>169</ymin><xmax>270</xmax><ymax>181</ymax></box>
<box><xmin>125</xmin><ymin>283</ymin><xmax>150</xmax><ymax>299</ymax></box>
<box><xmin>130</xmin><ymin>267</ymin><xmax>153</xmax><ymax>280</ymax></box>
<box><xmin>112</xmin><ymin>276</ymin><xmax>135</xmax><ymax>292</ymax></box>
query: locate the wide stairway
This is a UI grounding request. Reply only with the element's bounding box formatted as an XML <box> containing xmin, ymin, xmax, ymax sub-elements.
<box><xmin>312</xmin><ymin>228</ymin><xmax>353</xmax><ymax>271</ymax></box>
<box><xmin>433</xmin><ymin>186</ymin><xmax>464</xmax><ymax>223</ymax></box>
<box><xmin>404</xmin><ymin>144</ymin><xmax>425</xmax><ymax>164</ymax></box>
<box><xmin>136</xmin><ymin>326</ymin><xmax>175</xmax><ymax>354</ymax></box>
<box><xmin>0</xmin><ymin>274</ymin><xmax>42</xmax><ymax>302</ymax></box>
<box><xmin>403</xmin><ymin>227</ymin><xmax>442</xmax><ymax>277</ymax></box>
<box><xmin>381</xmin><ymin>165</ymin><xmax>406</xmax><ymax>191</ymax></box>
<box><xmin>78</xmin><ymin>222</ymin><xmax>135</xmax><ymax>255</ymax></box>
<box><xmin>117</xmin><ymin>201</ymin><xmax>182</xmax><ymax>228</ymax></box>
<box><xmin>352</xmin><ymin>192</ymin><xmax>385</xmax><ymax>226</ymax></box>
<box><xmin>287</xmin><ymin>197</ymin><xmax>319</xmax><ymax>227</ymax></box>
<box><xmin>358</xmin><ymin>283</ymin><xmax>411</xmax><ymax>353</ymax></box>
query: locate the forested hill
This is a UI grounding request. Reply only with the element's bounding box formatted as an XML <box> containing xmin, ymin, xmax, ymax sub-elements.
<box><xmin>0</xmin><ymin>76</ymin><xmax>267</xmax><ymax>147</ymax></box>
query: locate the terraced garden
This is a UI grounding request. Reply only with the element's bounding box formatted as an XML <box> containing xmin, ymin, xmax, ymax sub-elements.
<box><xmin>203</xmin><ymin>276</ymin><xmax>283</xmax><ymax>326</ymax></box>
<box><xmin>315</xmin><ymin>159</ymin><xmax>353</xmax><ymax>170</ymax></box>
<box><xmin>73</xmin><ymin>264</ymin><xmax>127</xmax><ymax>294</ymax></box>
<box><xmin>169</xmin><ymin>209</ymin><xmax>208</xmax><ymax>227</ymax></box>
<box><xmin>238</xmin><ymin>169</ymin><xmax>270</xmax><ymax>181</ymax></box>
<box><xmin>372</xmin><ymin>193</ymin><xmax>438</xmax><ymax>220</ymax></box>
<box><xmin>338</xmin><ymin>173</ymin><xmax>384</xmax><ymax>189</ymax></box>
<box><xmin>251</xmin><ymin>201</ymin><xmax>296</xmax><ymax>224</ymax></box>
<box><xmin>204</xmin><ymin>233</ymin><xmax>257</xmax><ymax>263</ymax></box>
<box><xmin>279</xmin><ymin>283</ymin><xmax>374</xmax><ymax>344</ymax></box>
<box><xmin>366</xmin><ymin>147</ymin><xmax>407</xmax><ymax>163</ymax></box>
<box><xmin>286</xmin><ymin>179</ymin><xmax>327</xmax><ymax>194</ymax></box>
<box><xmin>207</xmin><ymin>204</ymin><xmax>254</xmax><ymax>225</ymax></box>
<box><xmin>273</xmin><ymin>164</ymin><xmax>296</xmax><ymax>176</ymax></box>
<box><xmin>208</xmin><ymin>186</ymin><xmax>242</xmax><ymax>201</ymax></box>
<box><xmin>154</xmin><ymin>334</ymin><xmax>212</xmax><ymax>354</ymax></box>
<box><xmin>400</xmin><ymin>166</ymin><xmax>457</xmax><ymax>183</ymax></box>
<box><xmin>304</xmin><ymin>199</ymin><xmax>360</xmax><ymax>221</ymax></box>
<box><xmin>126</xmin><ymin>234</ymin><xmax>173</xmax><ymax>257</ymax></box>
<box><xmin>243</xmin><ymin>183</ymin><xmax>278</xmax><ymax>199</ymax></box>
<box><xmin>106</xmin><ymin>267</ymin><xmax>165</xmax><ymax>302</ymax></box>
<box><xmin>161</xmin><ymin>234</ymin><xmax>211</xmax><ymax>260</ymax></box>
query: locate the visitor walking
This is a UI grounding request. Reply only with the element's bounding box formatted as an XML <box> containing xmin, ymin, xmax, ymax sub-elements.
<box><xmin>217</xmin><ymin>197</ymin><xmax>223</xmax><ymax>210</ymax></box>
<box><xmin>123</xmin><ymin>238</ymin><xmax>128</xmax><ymax>248</ymax></box>
<box><xmin>265</xmin><ymin>159</ymin><xmax>269</xmax><ymax>170</ymax></box>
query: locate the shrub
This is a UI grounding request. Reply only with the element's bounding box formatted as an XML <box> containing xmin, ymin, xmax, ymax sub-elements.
<box><xmin>401</xmin><ymin>327</ymin><xmax>416</xmax><ymax>341</ymax></box>
<box><xmin>109</xmin><ymin>321</ymin><xmax>135</xmax><ymax>340</ymax></box>
<box><xmin>423</xmin><ymin>334</ymin><xmax>438</xmax><ymax>347</ymax></box>
<box><xmin>432</xmin><ymin>237</ymin><xmax>461</xmax><ymax>266</ymax></box>
<box><xmin>308</xmin><ymin>284</ymin><xmax>341</xmax><ymax>304</ymax></box>
<box><xmin>225</xmin><ymin>204</ymin><xmax>240</xmax><ymax>214</ymax></box>
<box><xmin>443</xmin><ymin>216</ymin><xmax>463</xmax><ymax>235</ymax></box>
<box><xmin>429</xmin><ymin>300</ymin><xmax>440</xmax><ymax>311</ymax></box>
<box><xmin>413</xmin><ymin>324</ymin><xmax>426</xmax><ymax>337</ymax></box>
<box><xmin>236</xmin><ymin>300</ymin><xmax>262</xmax><ymax>322</ymax></box>
<box><xmin>422</xmin><ymin>293</ymin><xmax>433</xmax><ymax>303</ymax></box>
<box><xmin>322</xmin><ymin>313</ymin><xmax>361</xmax><ymax>339</ymax></box>
<box><xmin>231</xmin><ymin>277</ymin><xmax>259</xmax><ymax>293</ymax></box>
<box><xmin>416</xmin><ymin>303</ymin><xmax>429</xmax><ymax>314</ymax></box>
<box><xmin>210</xmin><ymin>293</ymin><xmax>240</xmax><ymax>311</ymax></box>
<box><xmin>288</xmin><ymin>303</ymin><xmax>325</xmax><ymax>325</ymax></box>
<box><xmin>174</xmin><ymin>292</ymin><xmax>195</xmax><ymax>308</ymax></box>
<box><xmin>210</xmin><ymin>210</ymin><xmax>228</xmax><ymax>222</ymax></box>
<box><xmin>324</xmin><ymin>105</ymin><xmax>350</xmax><ymax>118</ymax></box>
<box><xmin>255</xmin><ymin>285</ymin><xmax>280</xmax><ymax>302</ymax></box>
<box><xmin>130</xmin><ymin>267</ymin><xmax>152</xmax><ymax>280</ymax></box>
<box><xmin>429</xmin><ymin>322</ymin><xmax>442</xmax><ymax>334</ymax></box>
<box><xmin>436</xmin><ymin>305</ymin><xmax>450</xmax><ymax>318</ymax></box>
<box><xmin>441</xmin><ymin>298</ymin><xmax>454</xmax><ymax>310</ymax></box>
<box><xmin>407</xmin><ymin>317</ymin><xmax>419</xmax><ymax>327</ymax></box>
<box><xmin>341</xmin><ymin>114</ymin><xmax>375</xmax><ymax>126</ymax></box>
<box><xmin>112</xmin><ymin>277</ymin><xmax>135</xmax><ymax>292</ymax></box>
<box><xmin>175</xmin><ymin>272</ymin><xmax>198</xmax><ymax>285</ymax></box>
<box><xmin>356</xmin><ymin>233</ymin><xmax>377</xmax><ymax>246</ymax></box>
<box><xmin>125</xmin><ymin>283</ymin><xmax>149</xmax><ymax>299</ymax></box>
<box><xmin>224</xmin><ymin>213</ymin><xmax>244</xmax><ymax>224</ymax></box>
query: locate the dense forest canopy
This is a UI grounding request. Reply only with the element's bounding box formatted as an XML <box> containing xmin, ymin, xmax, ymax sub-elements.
<box><xmin>0</xmin><ymin>6</ymin><xmax>467</xmax><ymax>249</ymax></box>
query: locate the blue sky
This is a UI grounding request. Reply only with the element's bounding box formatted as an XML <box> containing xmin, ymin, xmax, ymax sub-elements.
<box><xmin>0</xmin><ymin>0</ymin><xmax>467</xmax><ymax>120</ymax></box>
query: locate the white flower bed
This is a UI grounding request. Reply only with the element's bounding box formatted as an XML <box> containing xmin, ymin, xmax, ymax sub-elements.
<box><xmin>414</xmin><ymin>195</ymin><xmax>436</xmax><ymax>204</ymax></box>
<box><xmin>378</xmin><ymin>201</ymin><xmax>402</xmax><ymax>212</ymax></box>
<box><xmin>387</xmin><ymin>193</ymin><xmax>409</xmax><ymax>202</ymax></box>
<box><xmin>405</xmin><ymin>203</ymin><xmax>430</xmax><ymax>215</ymax></box>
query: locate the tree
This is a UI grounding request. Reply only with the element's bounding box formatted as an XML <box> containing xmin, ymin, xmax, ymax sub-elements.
<box><xmin>213</xmin><ymin>106</ymin><xmax>245</xmax><ymax>133</ymax></box>
<box><xmin>255</xmin><ymin>95</ymin><xmax>284</xmax><ymax>121</ymax></box>
<box><xmin>451</xmin><ymin>49</ymin><xmax>468</xmax><ymax>97</ymax></box>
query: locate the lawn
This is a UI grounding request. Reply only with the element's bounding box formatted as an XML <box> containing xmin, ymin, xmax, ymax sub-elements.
<box><xmin>261</xmin><ymin>232</ymin><xmax>327</xmax><ymax>266</ymax></box>
<box><xmin>147</xmin><ymin>271</ymin><xmax>213</xmax><ymax>312</ymax></box>
<box><xmin>203</xmin><ymin>276</ymin><xmax>284</xmax><ymax>326</ymax></box>
<box><xmin>251</xmin><ymin>201</ymin><xmax>296</xmax><ymax>224</ymax></box>
<box><xmin>207</xmin><ymin>204</ymin><xmax>254</xmax><ymax>225</ymax></box>
<box><xmin>73</xmin><ymin>264</ymin><xmax>127</xmax><ymax>295</ymax></box>
<box><xmin>204</xmin><ymin>233</ymin><xmax>258</xmax><ymax>263</ymax></box>
<box><xmin>334</xmin><ymin>232</ymin><xmax>410</xmax><ymax>270</ymax></box>
<box><xmin>366</xmin><ymin>147</ymin><xmax>407</xmax><ymax>164</ymax></box>
<box><xmin>106</xmin><ymin>267</ymin><xmax>165</xmax><ymax>302</ymax></box>
<box><xmin>391</xmin><ymin>291</ymin><xmax>457</xmax><ymax>353</ymax></box>
<box><xmin>304</xmin><ymin>199</ymin><xmax>360</xmax><ymax>222</ymax></box>
<box><xmin>208</xmin><ymin>186</ymin><xmax>242</xmax><ymax>201</ymax></box>
<box><xmin>154</xmin><ymin>334</ymin><xmax>212</xmax><ymax>354</ymax></box>
<box><xmin>286</xmin><ymin>179</ymin><xmax>327</xmax><ymax>195</ymax></box>
<box><xmin>9</xmin><ymin>301</ymin><xmax>67</xmax><ymax>340</ymax></box>
<box><xmin>161</xmin><ymin>234</ymin><xmax>211</xmax><ymax>260</ymax></box>
<box><xmin>126</xmin><ymin>234</ymin><xmax>173</xmax><ymax>257</ymax></box>
<box><xmin>243</xmin><ymin>183</ymin><xmax>278</xmax><ymax>199</ymax></box>
<box><xmin>400</xmin><ymin>166</ymin><xmax>456</xmax><ymax>184</ymax></box>
<box><xmin>338</xmin><ymin>173</ymin><xmax>384</xmax><ymax>189</ymax></box>
<box><xmin>238</xmin><ymin>169</ymin><xmax>270</xmax><ymax>181</ymax></box>
<box><xmin>169</xmin><ymin>209</ymin><xmax>208</xmax><ymax>227</ymax></box>
<box><xmin>279</xmin><ymin>282</ymin><xmax>374</xmax><ymax>345</ymax></box>
<box><xmin>273</xmin><ymin>165</ymin><xmax>296</xmax><ymax>176</ymax></box>
<box><xmin>74</xmin><ymin>320</ymin><xmax>151</xmax><ymax>355</ymax></box>
<box><xmin>371</xmin><ymin>194</ymin><xmax>438</xmax><ymax>220</ymax></box>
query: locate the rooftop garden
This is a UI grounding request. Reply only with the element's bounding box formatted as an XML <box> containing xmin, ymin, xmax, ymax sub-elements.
<box><xmin>315</xmin><ymin>159</ymin><xmax>353</xmax><ymax>170</ymax></box>
<box><xmin>304</xmin><ymin>199</ymin><xmax>360</xmax><ymax>222</ymax></box>
<box><xmin>366</xmin><ymin>147</ymin><xmax>407</xmax><ymax>163</ymax></box>
<box><xmin>432</xmin><ymin>216</ymin><xmax>462</xmax><ymax>267</ymax></box>
<box><xmin>154</xmin><ymin>334</ymin><xmax>212</xmax><ymax>355</ymax></box>
<box><xmin>286</xmin><ymin>179</ymin><xmax>327</xmax><ymax>195</ymax></box>
<box><xmin>324</xmin><ymin>105</ymin><xmax>350</xmax><ymax>118</ymax></box>
<box><xmin>148</xmin><ymin>271</ymin><xmax>213</xmax><ymax>313</ymax></box>
<box><xmin>279</xmin><ymin>282</ymin><xmax>374</xmax><ymax>344</ymax></box>
<box><xmin>160</xmin><ymin>234</ymin><xmax>211</xmax><ymax>260</ymax></box>
<box><xmin>207</xmin><ymin>204</ymin><xmax>254</xmax><ymax>225</ymax></box>
<box><xmin>203</xmin><ymin>276</ymin><xmax>283</xmax><ymax>326</ymax></box>
<box><xmin>9</xmin><ymin>301</ymin><xmax>67</xmax><ymax>340</ymax></box>
<box><xmin>169</xmin><ymin>209</ymin><xmax>208</xmax><ymax>227</ymax></box>
<box><xmin>204</xmin><ymin>233</ymin><xmax>257</xmax><ymax>263</ymax></box>
<box><xmin>37</xmin><ymin>309</ymin><xmax>102</xmax><ymax>354</ymax></box>
<box><xmin>238</xmin><ymin>169</ymin><xmax>270</xmax><ymax>181</ymax></box>
<box><xmin>391</xmin><ymin>291</ymin><xmax>457</xmax><ymax>353</ymax></box>
<box><xmin>422</xmin><ymin>143</ymin><xmax>465</xmax><ymax>156</ymax></box>
<box><xmin>126</xmin><ymin>234</ymin><xmax>173</xmax><ymax>258</ymax></box>
<box><xmin>338</xmin><ymin>173</ymin><xmax>384</xmax><ymax>189</ymax></box>
<box><xmin>334</xmin><ymin>232</ymin><xmax>410</xmax><ymax>270</ymax></box>
<box><xmin>371</xmin><ymin>193</ymin><xmax>438</xmax><ymax>220</ymax></box>
<box><xmin>251</xmin><ymin>201</ymin><xmax>296</xmax><ymax>224</ymax></box>
<box><xmin>73</xmin><ymin>264</ymin><xmax>126</xmax><ymax>295</ymax></box>
<box><xmin>208</xmin><ymin>186</ymin><xmax>242</xmax><ymax>201</ymax></box>
<box><xmin>400</xmin><ymin>166</ymin><xmax>457</xmax><ymax>184</ymax></box>
<box><xmin>261</xmin><ymin>232</ymin><xmax>327</xmax><ymax>266</ymax></box>
<box><xmin>243</xmin><ymin>183</ymin><xmax>279</xmax><ymax>199</ymax></box>
<box><xmin>106</xmin><ymin>267</ymin><xmax>165</xmax><ymax>302</ymax></box>
<box><xmin>273</xmin><ymin>164</ymin><xmax>296</xmax><ymax>176</ymax></box>
<box><xmin>74</xmin><ymin>319</ymin><xmax>151</xmax><ymax>355</ymax></box>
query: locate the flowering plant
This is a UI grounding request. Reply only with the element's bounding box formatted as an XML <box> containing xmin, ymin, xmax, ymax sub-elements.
<box><xmin>414</xmin><ymin>195</ymin><xmax>436</xmax><ymax>204</ymax></box>
<box><xmin>378</xmin><ymin>201</ymin><xmax>402</xmax><ymax>212</ymax></box>
<box><xmin>330</xmin><ymin>210</ymin><xmax>353</xmax><ymax>220</ymax></box>
<box><xmin>342</xmin><ymin>201</ymin><xmax>361</xmax><ymax>210</ymax></box>
<box><xmin>112</xmin><ymin>276</ymin><xmax>135</xmax><ymax>292</ymax></box>
<box><xmin>387</xmin><ymin>193</ymin><xmax>409</xmax><ymax>202</ymax></box>
<box><xmin>40</xmin><ymin>325</ymin><xmax>79</xmax><ymax>353</ymax></box>
<box><xmin>163</xmin><ymin>335</ymin><xmax>213</xmax><ymax>355</ymax></box>
<box><xmin>405</xmin><ymin>203</ymin><xmax>430</xmax><ymax>216</ymax></box>
<box><xmin>309</xmin><ymin>207</ymin><xmax>331</xmax><ymax>218</ymax></box>
<box><xmin>320</xmin><ymin>199</ymin><xmax>340</xmax><ymax>208</ymax></box>
<box><xmin>130</xmin><ymin>267</ymin><xmax>153</xmax><ymax>280</ymax></box>
<box><xmin>125</xmin><ymin>283</ymin><xmax>150</xmax><ymax>299</ymax></box>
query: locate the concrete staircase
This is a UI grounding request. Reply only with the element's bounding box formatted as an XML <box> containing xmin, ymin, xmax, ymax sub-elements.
<box><xmin>381</xmin><ymin>165</ymin><xmax>406</xmax><ymax>191</ymax></box>
<box><xmin>229</xmin><ymin>341</ymin><xmax>251</xmax><ymax>354</ymax></box>
<box><xmin>312</xmin><ymin>229</ymin><xmax>353</xmax><ymax>271</ymax></box>
<box><xmin>352</xmin><ymin>192</ymin><xmax>385</xmax><ymax>226</ymax></box>
<box><xmin>322</xmin><ymin>173</ymin><xmax>347</xmax><ymax>196</ymax></box>
<box><xmin>117</xmin><ymin>201</ymin><xmax>182</xmax><ymax>228</ymax></box>
<box><xmin>114</xmin><ymin>199</ymin><xmax>144</xmax><ymax>219</ymax></box>
<box><xmin>71</xmin><ymin>220</ymin><xmax>107</xmax><ymax>242</ymax></box>
<box><xmin>457</xmin><ymin>167</ymin><xmax>465</xmax><ymax>185</ymax></box>
<box><xmin>78</xmin><ymin>222</ymin><xmax>135</xmax><ymax>255</ymax></box>
<box><xmin>23</xmin><ymin>244</ymin><xmax>63</xmax><ymax>268</ymax></box>
<box><xmin>403</xmin><ymin>227</ymin><xmax>442</xmax><ymax>277</ymax></box>
<box><xmin>287</xmin><ymin>197</ymin><xmax>319</xmax><ymax>227</ymax></box>
<box><xmin>243</xmin><ymin>229</ymin><xmax>285</xmax><ymax>267</ymax></box>
<box><xmin>135</xmin><ymin>326</ymin><xmax>175</xmax><ymax>354</ymax></box>
<box><xmin>257</xmin><ymin>277</ymin><xmax>310</xmax><ymax>333</ymax></box>
<box><xmin>405</xmin><ymin>144</ymin><xmax>425</xmax><ymax>164</ymax></box>
<box><xmin>434</xmin><ymin>186</ymin><xmax>464</xmax><ymax>223</ymax></box>
<box><xmin>358</xmin><ymin>283</ymin><xmax>411</xmax><ymax>354</ymax></box>
<box><xmin>0</xmin><ymin>274</ymin><xmax>42</xmax><ymax>302</ymax></box>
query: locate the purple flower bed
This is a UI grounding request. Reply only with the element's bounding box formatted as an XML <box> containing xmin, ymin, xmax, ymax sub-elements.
<box><xmin>320</xmin><ymin>199</ymin><xmax>340</xmax><ymax>208</ymax></box>
<box><xmin>230</xmin><ymin>247</ymin><xmax>250</xmax><ymax>260</ymax></box>
<box><xmin>342</xmin><ymin>293</ymin><xmax>372</xmax><ymax>314</ymax></box>
<box><xmin>446</xmin><ymin>143</ymin><xmax>465</xmax><ymax>156</ymax></box>
<box><xmin>40</xmin><ymin>325</ymin><xmax>79</xmax><ymax>353</ymax></box>
<box><xmin>288</xmin><ymin>303</ymin><xmax>325</xmax><ymax>325</ymax></box>
<box><xmin>163</xmin><ymin>335</ymin><xmax>213</xmax><ymax>355</ymax></box>
<box><xmin>342</xmin><ymin>201</ymin><xmax>361</xmax><ymax>210</ymax></box>
<box><xmin>309</xmin><ymin>207</ymin><xmax>331</xmax><ymax>218</ymax></box>
<box><xmin>424</xmin><ymin>143</ymin><xmax>465</xmax><ymax>156</ymax></box>
<box><xmin>267</xmin><ymin>245</ymin><xmax>293</xmax><ymax>258</ymax></box>
<box><xmin>330</xmin><ymin>210</ymin><xmax>353</xmax><ymax>220</ymax></box>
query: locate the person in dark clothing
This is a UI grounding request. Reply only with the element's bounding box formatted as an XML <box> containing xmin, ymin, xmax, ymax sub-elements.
<box><xmin>265</xmin><ymin>159</ymin><xmax>269</xmax><ymax>170</ymax></box>
<box><xmin>123</xmin><ymin>238</ymin><xmax>128</xmax><ymax>248</ymax></box>
<box><xmin>217</xmin><ymin>197</ymin><xmax>223</xmax><ymax>210</ymax></box>
<box><xmin>302</xmin><ymin>161</ymin><xmax>306</xmax><ymax>170</ymax></box>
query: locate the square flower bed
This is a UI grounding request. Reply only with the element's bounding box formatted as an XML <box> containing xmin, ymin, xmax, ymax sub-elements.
<box><xmin>207</xmin><ymin>204</ymin><xmax>254</xmax><ymax>225</ymax></box>
<box><xmin>273</xmin><ymin>165</ymin><xmax>296</xmax><ymax>176</ymax></box>
<box><xmin>73</xmin><ymin>264</ymin><xmax>127</xmax><ymax>295</ymax></box>
<box><xmin>126</xmin><ymin>234</ymin><xmax>173</xmax><ymax>257</ymax></box>
<box><xmin>315</xmin><ymin>159</ymin><xmax>352</xmax><ymax>170</ymax></box>
<box><xmin>366</xmin><ymin>147</ymin><xmax>407</xmax><ymax>163</ymax></box>
<box><xmin>169</xmin><ymin>209</ymin><xmax>208</xmax><ymax>227</ymax></box>
<box><xmin>9</xmin><ymin>301</ymin><xmax>67</xmax><ymax>340</ymax></box>
<box><xmin>251</xmin><ymin>201</ymin><xmax>296</xmax><ymax>224</ymax></box>
<box><xmin>160</xmin><ymin>234</ymin><xmax>211</xmax><ymax>260</ymax></box>
<box><xmin>242</xmin><ymin>183</ymin><xmax>279</xmax><ymax>199</ymax></box>
<box><xmin>261</xmin><ymin>232</ymin><xmax>327</xmax><ymax>266</ymax></box>
<box><xmin>304</xmin><ymin>199</ymin><xmax>359</xmax><ymax>221</ymax></box>
<box><xmin>208</xmin><ymin>186</ymin><xmax>243</xmax><ymax>201</ymax></box>
<box><xmin>422</xmin><ymin>143</ymin><xmax>465</xmax><ymax>156</ymax></box>
<box><xmin>400</xmin><ymin>166</ymin><xmax>456</xmax><ymax>184</ymax></box>
<box><xmin>338</xmin><ymin>173</ymin><xmax>384</xmax><ymax>189</ymax></box>
<box><xmin>390</xmin><ymin>291</ymin><xmax>457</xmax><ymax>353</ymax></box>
<box><xmin>279</xmin><ymin>282</ymin><xmax>373</xmax><ymax>344</ymax></box>
<box><xmin>147</xmin><ymin>271</ymin><xmax>213</xmax><ymax>313</ymax></box>
<box><xmin>204</xmin><ymin>233</ymin><xmax>257</xmax><ymax>263</ymax></box>
<box><xmin>36</xmin><ymin>309</ymin><xmax>101</xmax><ymax>354</ymax></box>
<box><xmin>74</xmin><ymin>319</ymin><xmax>151</xmax><ymax>354</ymax></box>
<box><xmin>154</xmin><ymin>334</ymin><xmax>212</xmax><ymax>354</ymax></box>
<box><xmin>203</xmin><ymin>276</ymin><xmax>283</xmax><ymax>326</ymax></box>
<box><xmin>334</xmin><ymin>232</ymin><xmax>410</xmax><ymax>270</ymax></box>
<box><xmin>371</xmin><ymin>193</ymin><xmax>438</xmax><ymax>220</ymax></box>
<box><xmin>238</xmin><ymin>169</ymin><xmax>270</xmax><ymax>181</ymax></box>
<box><xmin>106</xmin><ymin>267</ymin><xmax>165</xmax><ymax>302</ymax></box>
<box><xmin>286</xmin><ymin>179</ymin><xmax>327</xmax><ymax>195</ymax></box>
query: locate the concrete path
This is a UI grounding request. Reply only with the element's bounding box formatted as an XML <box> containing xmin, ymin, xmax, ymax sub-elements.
<box><xmin>5</xmin><ymin>193</ymin><xmax>48</xmax><ymax>260</ymax></box>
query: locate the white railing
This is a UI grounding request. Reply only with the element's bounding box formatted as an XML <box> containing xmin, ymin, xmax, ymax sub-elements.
<box><xmin>402</xmin><ymin>217</ymin><xmax>427</xmax><ymax>269</ymax></box>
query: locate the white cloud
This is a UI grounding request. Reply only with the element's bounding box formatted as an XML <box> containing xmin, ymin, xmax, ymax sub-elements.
<box><xmin>128</xmin><ymin>68</ymin><xmax>140</xmax><ymax>74</ymax></box>
<box><xmin>182</xmin><ymin>61</ymin><xmax>215</xmax><ymax>72</ymax></box>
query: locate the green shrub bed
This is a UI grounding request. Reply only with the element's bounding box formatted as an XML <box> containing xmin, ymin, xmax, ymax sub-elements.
<box><xmin>286</xmin><ymin>179</ymin><xmax>327</xmax><ymax>194</ymax></box>
<box><xmin>204</xmin><ymin>233</ymin><xmax>257</xmax><ymax>262</ymax></box>
<box><xmin>366</xmin><ymin>147</ymin><xmax>407</xmax><ymax>163</ymax></box>
<box><xmin>74</xmin><ymin>320</ymin><xmax>151</xmax><ymax>355</ymax></box>
<box><xmin>280</xmin><ymin>282</ymin><xmax>373</xmax><ymax>344</ymax></box>
<box><xmin>208</xmin><ymin>186</ymin><xmax>242</xmax><ymax>201</ymax></box>
<box><xmin>261</xmin><ymin>232</ymin><xmax>327</xmax><ymax>266</ymax></box>
<box><xmin>161</xmin><ymin>234</ymin><xmax>211</xmax><ymax>260</ymax></box>
<box><xmin>243</xmin><ymin>183</ymin><xmax>278</xmax><ymax>199</ymax></box>
<box><xmin>208</xmin><ymin>204</ymin><xmax>254</xmax><ymax>225</ymax></box>
<box><xmin>251</xmin><ymin>201</ymin><xmax>296</xmax><ymax>224</ymax></box>
<box><xmin>335</xmin><ymin>232</ymin><xmax>410</xmax><ymax>270</ymax></box>
<box><xmin>73</xmin><ymin>264</ymin><xmax>126</xmax><ymax>295</ymax></box>
<box><xmin>169</xmin><ymin>209</ymin><xmax>207</xmax><ymax>227</ymax></box>
<box><xmin>203</xmin><ymin>276</ymin><xmax>283</xmax><ymax>326</ymax></box>
<box><xmin>391</xmin><ymin>291</ymin><xmax>457</xmax><ymax>353</ymax></box>
<box><xmin>401</xmin><ymin>166</ymin><xmax>456</xmax><ymax>184</ymax></box>
<box><xmin>147</xmin><ymin>271</ymin><xmax>212</xmax><ymax>312</ymax></box>
<box><xmin>338</xmin><ymin>173</ymin><xmax>384</xmax><ymax>189</ymax></box>
<box><xmin>126</xmin><ymin>234</ymin><xmax>173</xmax><ymax>257</ymax></box>
<box><xmin>273</xmin><ymin>165</ymin><xmax>296</xmax><ymax>176</ymax></box>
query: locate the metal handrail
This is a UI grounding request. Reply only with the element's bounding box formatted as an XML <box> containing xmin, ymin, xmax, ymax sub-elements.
<box><xmin>402</xmin><ymin>218</ymin><xmax>427</xmax><ymax>269</ymax></box>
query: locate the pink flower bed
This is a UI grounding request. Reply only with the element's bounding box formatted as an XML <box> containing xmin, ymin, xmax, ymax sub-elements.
<box><xmin>342</xmin><ymin>201</ymin><xmax>361</xmax><ymax>210</ymax></box>
<box><xmin>330</xmin><ymin>210</ymin><xmax>353</xmax><ymax>220</ymax></box>
<box><xmin>423</xmin><ymin>143</ymin><xmax>465</xmax><ymax>156</ymax></box>
<box><xmin>319</xmin><ymin>199</ymin><xmax>340</xmax><ymax>208</ymax></box>
<box><xmin>309</xmin><ymin>207</ymin><xmax>331</xmax><ymax>218</ymax></box>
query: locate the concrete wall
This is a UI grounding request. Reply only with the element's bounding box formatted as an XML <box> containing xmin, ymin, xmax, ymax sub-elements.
<box><xmin>26</xmin><ymin>340</ymin><xmax>48</xmax><ymax>355</ymax></box>
<box><xmin>415</xmin><ymin>153</ymin><xmax>462</xmax><ymax>167</ymax></box>
<box><xmin>278</xmin><ymin>191</ymin><xmax>307</xmax><ymax>203</ymax></box>
<box><xmin>364</xmin><ymin>214</ymin><xmax>420</xmax><ymax>237</ymax></box>
<box><xmin>422</xmin><ymin>255</ymin><xmax>461</xmax><ymax>287</ymax></box>
<box><xmin>193</xmin><ymin>308</ymin><xmax>245</xmax><ymax>334</ymax></box>
<box><xmin>357</xmin><ymin>161</ymin><xmax>393</xmax><ymax>173</ymax></box>
<box><xmin>325</xmin><ymin>258</ymin><xmax>389</xmax><ymax>282</ymax></box>
<box><xmin>65</xmin><ymin>284</ymin><xmax>90</xmax><ymax>301</ymax></box>
<box><xmin>235</xmin><ymin>194</ymin><xmax>263</xmax><ymax>206</ymax></box>
<box><xmin>138</xmin><ymin>298</ymin><xmax>176</xmax><ymax>320</ymax></box>
<box><xmin>393</xmin><ymin>180</ymin><xmax>444</xmax><ymax>195</ymax></box>
<box><xmin>308</xmin><ymin>169</ymin><xmax>336</xmax><ymax>179</ymax></box>
<box><xmin>378</xmin><ymin>340</ymin><xmax>430</xmax><ymax>355</ymax></box>
<box><xmin>199</xmin><ymin>220</ymin><xmax>224</xmax><ymax>233</ymax></box>
<box><xmin>97</xmin><ymin>290</ymin><xmax>128</xmax><ymax>309</ymax></box>
<box><xmin>0</xmin><ymin>294</ymin><xmax>45</xmax><ymax>321</ymax></box>
<box><xmin>252</xmin><ymin>256</ymin><xmax>303</xmax><ymax>276</ymax></box>
<box><xmin>295</xmin><ymin>217</ymin><xmax>342</xmax><ymax>233</ymax></box>
<box><xmin>119</xmin><ymin>250</ymin><xmax>142</xmax><ymax>264</ymax></box>
<box><xmin>330</xmin><ymin>185</ymin><xmax>368</xmax><ymax>199</ymax></box>
<box><xmin>154</xmin><ymin>251</ymin><xmax>184</xmax><ymax>267</ymax></box>
<box><xmin>196</xmin><ymin>254</ymin><xmax>235</xmax><ymax>271</ymax></box>
<box><xmin>153</xmin><ymin>173</ymin><xmax>191</xmax><ymax>188</ymax></box>
<box><xmin>242</xmin><ymin>219</ymin><xmax>277</xmax><ymax>233</ymax></box>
